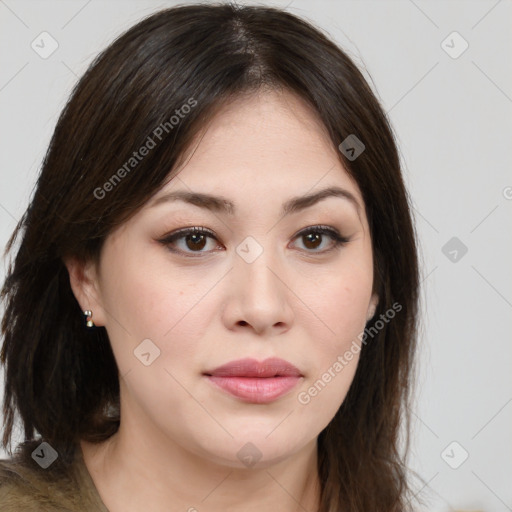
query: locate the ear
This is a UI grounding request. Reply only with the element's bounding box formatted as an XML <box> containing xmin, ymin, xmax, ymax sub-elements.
<box><xmin>63</xmin><ymin>256</ymin><xmax>107</xmax><ymax>327</ymax></box>
<box><xmin>366</xmin><ymin>293</ymin><xmax>379</xmax><ymax>322</ymax></box>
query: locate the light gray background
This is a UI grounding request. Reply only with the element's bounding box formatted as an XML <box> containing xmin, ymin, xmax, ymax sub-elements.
<box><xmin>1</xmin><ymin>1</ymin><xmax>511</xmax><ymax>511</ymax></box>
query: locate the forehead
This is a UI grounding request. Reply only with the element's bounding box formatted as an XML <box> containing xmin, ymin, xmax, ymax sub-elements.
<box><xmin>163</xmin><ymin>89</ymin><xmax>365</xmax><ymax>208</ymax></box>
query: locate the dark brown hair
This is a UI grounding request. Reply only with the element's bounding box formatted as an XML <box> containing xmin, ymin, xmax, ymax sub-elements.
<box><xmin>1</xmin><ymin>3</ymin><xmax>420</xmax><ymax>511</ymax></box>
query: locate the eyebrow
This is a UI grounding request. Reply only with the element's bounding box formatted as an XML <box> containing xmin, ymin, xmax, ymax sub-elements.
<box><xmin>149</xmin><ymin>186</ymin><xmax>361</xmax><ymax>217</ymax></box>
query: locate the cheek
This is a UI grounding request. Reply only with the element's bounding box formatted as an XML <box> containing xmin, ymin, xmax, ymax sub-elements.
<box><xmin>300</xmin><ymin>260</ymin><xmax>373</xmax><ymax>343</ymax></box>
<box><xmin>101</xmin><ymin>260</ymin><xmax>171</xmax><ymax>336</ymax></box>
<box><xmin>298</xmin><ymin>260</ymin><xmax>372</xmax><ymax>395</ymax></box>
<box><xmin>293</xmin><ymin>270</ymin><xmax>370</xmax><ymax>429</ymax></box>
<box><xmin>326</xmin><ymin>280</ymin><xmax>370</xmax><ymax>340</ymax></box>
<box><xmin>98</xmin><ymin>245</ymin><xmax>220</xmax><ymax>375</ymax></box>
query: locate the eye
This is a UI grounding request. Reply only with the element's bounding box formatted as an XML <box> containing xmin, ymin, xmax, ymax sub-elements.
<box><xmin>158</xmin><ymin>226</ymin><xmax>220</xmax><ymax>257</ymax></box>
<box><xmin>291</xmin><ymin>225</ymin><xmax>350</xmax><ymax>253</ymax></box>
<box><xmin>158</xmin><ymin>224</ymin><xmax>350</xmax><ymax>257</ymax></box>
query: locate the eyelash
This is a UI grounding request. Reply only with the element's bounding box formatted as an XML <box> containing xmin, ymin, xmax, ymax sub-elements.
<box><xmin>158</xmin><ymin>225</ymin><xmax>350</xmax><ymax>257</ymax></box>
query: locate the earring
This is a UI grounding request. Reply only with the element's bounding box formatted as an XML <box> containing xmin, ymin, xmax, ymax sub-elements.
<box><xmin>84</xmin><ymin>310</ymin><xmax>95</xmax><ymax>328</ymax></box>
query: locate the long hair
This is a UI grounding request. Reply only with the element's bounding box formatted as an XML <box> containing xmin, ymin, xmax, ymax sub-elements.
<box><xmin>1</xmin><ymin>4</ymin><xmax>420</xmax><ymax>511</ymax></box>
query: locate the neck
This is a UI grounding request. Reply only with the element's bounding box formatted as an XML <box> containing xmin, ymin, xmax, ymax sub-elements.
<box><xmin>81</xmin><ymin>411</ymin><xmax>321</xmax><ymax>512</ymax></box>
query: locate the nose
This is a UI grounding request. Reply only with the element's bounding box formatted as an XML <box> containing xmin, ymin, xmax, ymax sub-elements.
<box><xmin>222</xmin><ymin>245</ymin><xmax>295</xmax><ymax>336</ymax></box>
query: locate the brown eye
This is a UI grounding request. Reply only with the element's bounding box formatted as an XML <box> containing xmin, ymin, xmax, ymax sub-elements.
<box><xmin>185</xmin><ymin>233</ymin><xmax>207</xmax><ymax>251</ymax></box>
<box><xmin>302</xmin><ymin>232</ymin><xmax>322</xmax><ymax>250</ymax></box>
<box><xmin>293</xmin><ymin>226</ymin><xmax>349</xmax><ymax>253</ymax></box>
<box><xmin>159</xmin><ymin>226</ymin><xmax>219</xmax><ymax>256</ymax></box>
<box><xmin>159</xmin><ymin>224</ymin><xmax>349</xmax><ymax>258</ymax></box>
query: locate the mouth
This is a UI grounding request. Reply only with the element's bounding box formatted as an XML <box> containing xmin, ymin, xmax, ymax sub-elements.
<box><xmin>203</xmin><ymin>357</ymin><xmax>303</xmax><ymax>403</ymax></box>
<box><xmin>203</xmin><ymin>357</ymin><xmax>303</xmax><ymax>378</ymax></box>
<box><xmin>204</xmin><ymin>375</ymin><xmax>303</xmax><ymax>403</ymax></box>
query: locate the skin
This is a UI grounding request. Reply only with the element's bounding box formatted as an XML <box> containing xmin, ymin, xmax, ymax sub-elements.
<box><xmin>66</xmin><ymin>88</ymin><xmax>379</xmax><ymax>512</ymax></box>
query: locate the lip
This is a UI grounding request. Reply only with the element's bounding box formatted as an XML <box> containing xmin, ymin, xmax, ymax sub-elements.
<box><xmin>204</xmin><ymin>357</ymin><xmax>303</xmax><ymax>378</ymax></box>
<box><xmin>203</xmin><ymin>357</ymin><xmax>303</xmax><ymax>404</ymax></box>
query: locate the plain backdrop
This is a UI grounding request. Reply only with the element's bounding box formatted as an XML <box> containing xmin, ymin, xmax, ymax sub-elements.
<box><xmin>1</xmin><ymin>1</ymin><xmax>511</xmax><ymax>511</ymax></box>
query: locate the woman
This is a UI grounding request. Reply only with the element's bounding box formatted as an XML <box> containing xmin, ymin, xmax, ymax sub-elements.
<box><xmin>0</xmin><ymin>3</ymin><xmax>419</xmax><ymax>511</ymax></box>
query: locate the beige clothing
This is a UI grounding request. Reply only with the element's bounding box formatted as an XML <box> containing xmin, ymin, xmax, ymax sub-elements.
<box><xmin>0</xmin><ymin>439</ymin><xmax>109</xmax><ymax>511</ymax></box>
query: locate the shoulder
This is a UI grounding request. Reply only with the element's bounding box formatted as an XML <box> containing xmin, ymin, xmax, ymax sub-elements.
<box><xmin>0</xmin><ymin>459</ymin><xmax>50</xmax><ymax>511</ymax></box>
<box><xmin>0</xmin><ymin>441</ymin><xmax>79</xmax><ymax>511</ymax></box>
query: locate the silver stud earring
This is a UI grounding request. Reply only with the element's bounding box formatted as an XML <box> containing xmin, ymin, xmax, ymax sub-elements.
<box><xmin>84</xmin><ymin>310</ymin><xmax>95</xmax><ymax>328</ymax></box>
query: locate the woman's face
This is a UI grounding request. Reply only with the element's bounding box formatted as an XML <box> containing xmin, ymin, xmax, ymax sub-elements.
<box><xmin>71</xmin><ymin>89</ymin><xmax>378</xmax><ymax>468</ymax></box>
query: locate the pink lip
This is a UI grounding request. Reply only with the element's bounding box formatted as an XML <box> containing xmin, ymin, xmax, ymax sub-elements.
<box><xmin>204</xmin><ymin>357</ymin><xmax>303</xmax><ymax>404</ymax></box>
